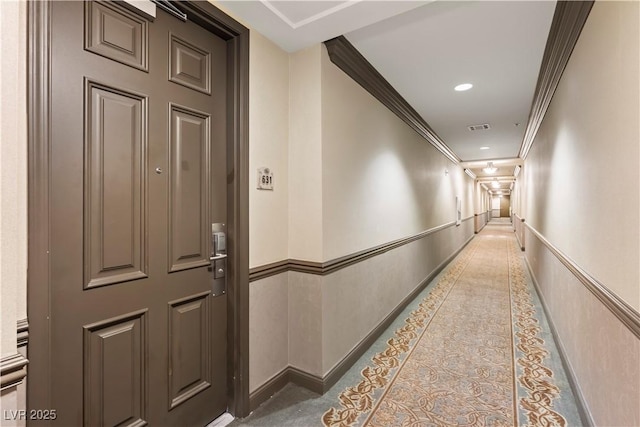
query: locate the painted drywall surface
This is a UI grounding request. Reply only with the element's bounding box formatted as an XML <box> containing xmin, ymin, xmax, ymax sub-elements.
<box><xmin>523</xmin><ymin>0</ymin><xmax>639</xmax><ymax>310</ymax></box>
<box><xmin>491</xmin><ymin>196</ymin><xmax>501</xmax><ymax>210</ymax></box>
<box><xmin>288</xmin><ymin>45</ymin><xmax>323</xmax><ymax>262</ymax></box>
<box><xmin>249</xmin><ymin>31</ymin><xmax>290</xmax><ymax>268</ymax></box>
<box><xmin>320</xmin><ymin>45</ymin><xmax>473</xmax><ymax>261</ymax></box>
<box><xmin>474</xmin><ymin>181</ymin><xmax>489</xmax><ymax>214</ymax></box>
<box><xmin>511</xmin><ymin>166</ymin><xmax>522</xmax><ymax>218</ymax></box>
<box><xmin>249</xmin><ymin>273</ymin><xmax>289</xmax><ymax>393</ymax></box>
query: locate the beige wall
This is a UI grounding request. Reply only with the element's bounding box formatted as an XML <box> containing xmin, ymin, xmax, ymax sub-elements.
<box><xmin>246</xmin><ymin>30</ymin><xmax>291</xmax><ymax>392</ymax></box>
<box><xmin>511</xmin><ymin>165</ymin><xmax>522</xmax><ymax>217</ymax></box>
<box><xmin>288</xmin><ymin>45</ymin><xmax>324</xmax><ymax>262</ymax></box>
<box><xmin>519</xmin><ymin>1</ymin><xmax>639</xmax><ymax>425</ymax></box>
<box><xmin>491</xmin><ymin>196</ymin><xmax>500</xmax><ymax>211</ymax></box>
<box><xmin>0</xmin><ymin>0</ymin><xmax>28</xmax><ymax>421</ymax></box>
<box><xmin>249</xmin><ymin>31</ymin><xmax>290</xmax><ymax>268</ymax></box>
<box><xmin>249</xmin><ymin>272</ymin><xmax>289</xmax><ymax>392</ymax></box>
<box><xmin>474</xmin><ymin>181</ymin><xmax>490</xmax><ymax>214</ymax></box>
<box><xmin>320</xmin><ymin>45</ymin><xmax>473</xmax><ymax>260</ymax></box>
<box><xmin>522</xmin><ymin>0</ymin><xmax>639</xmax><ymax>310</ymax></box>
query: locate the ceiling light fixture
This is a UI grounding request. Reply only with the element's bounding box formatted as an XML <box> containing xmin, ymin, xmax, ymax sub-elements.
<box><xmin>480</xmin><ymin>146</ymin><xmax>490</xmax><ymax>150</ymax></box>
<box><xmin>483</xmin><ymin>162</ymin><xmax>497</xmax><ymax>174</ymax></box>
<box><xmin>491</xmin><ymin>178</ymin><xmax>500</xmax><ymax>189</ymax></box>
<box><xmin>454</xmin><ymin>83</ymin><xmax>473</xmax><ymax>92</ymax></box>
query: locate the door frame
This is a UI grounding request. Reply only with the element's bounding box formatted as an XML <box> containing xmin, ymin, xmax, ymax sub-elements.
<box><xmin>26</xmin><ymin>0</ymin><xmax>251</xmax><ymax>420</ymax></box>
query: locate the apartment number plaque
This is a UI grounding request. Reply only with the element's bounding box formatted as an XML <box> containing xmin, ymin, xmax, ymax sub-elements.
<box><xmin>257</xmin><ymin>167</ymin><xmax>274</xmax><ymax>191</ymax></box>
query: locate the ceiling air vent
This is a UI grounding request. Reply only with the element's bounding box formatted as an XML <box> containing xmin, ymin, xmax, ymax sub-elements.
<box><xmin>468</xmin><ymin>123</ymin><xmax>491</xmax><ymax>131</ymax></box>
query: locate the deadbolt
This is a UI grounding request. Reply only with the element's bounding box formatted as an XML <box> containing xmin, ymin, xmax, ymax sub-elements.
<box><xmin>155</xmin><ymin>167</ymin><xmax>163</xmax><ymax>174</ymax></box>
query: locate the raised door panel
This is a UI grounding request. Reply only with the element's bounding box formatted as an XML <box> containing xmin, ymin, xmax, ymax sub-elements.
<box><xmin>169</xmin><ymin>34</ymin><xmax>211</xmax><ymax>94</ymax></box>
<box><xmin>168</xmin><ymin>104</ymin><xmax>210</xmax><ymax>272</ymax></box>
<box><xmin>84</xmin><ymin>80</ymin><xmax>148</xmax><ymax>289</ymax></box>
<box><xmin>83</xmin><ymin>310</ymin><xmax>148</xmax><ymax>427</ymax></box>
<box><xmin>85</xmin><ymin>1</ymin><xmax>148</xmax><ymax>71</ymax></box>
<box><xmin>168</xmin><ymin>292</ymin><xmax>211</xmax><ymax>409</ymax></box>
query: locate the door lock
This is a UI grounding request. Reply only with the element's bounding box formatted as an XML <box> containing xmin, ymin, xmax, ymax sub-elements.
<box><xmin>210</xmin><ymin>223</ymin><xmax>227</xmax><ymax>295</ymax></box>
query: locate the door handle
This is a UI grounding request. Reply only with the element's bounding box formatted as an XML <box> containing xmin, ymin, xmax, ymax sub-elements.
<box><xmin>210</xmin><ymin>224</ymin><xmax>227</xmax><ymax>296</ymax></box>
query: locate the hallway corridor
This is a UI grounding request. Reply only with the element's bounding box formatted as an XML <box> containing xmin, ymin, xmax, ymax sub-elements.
<box><xmin>1</xmin><ymin>1</ymin><xmax>637</xmax><ymax>424</ymax></box>
<box><xmin>231</xmin><ymin>222</ymin><xmax>581</xmax><ymax>426</ymax></box>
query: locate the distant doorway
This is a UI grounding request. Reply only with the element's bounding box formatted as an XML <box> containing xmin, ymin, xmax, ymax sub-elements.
<box><xmin>499</xmin><ymin>196</ymin><xmax>511</xmax><ymax>218</ymax></box>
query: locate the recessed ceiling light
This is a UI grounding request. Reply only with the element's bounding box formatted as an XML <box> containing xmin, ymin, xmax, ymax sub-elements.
<box><xmin>454</xmin><ymin>83</ymin><xmax>473</xmax><ymax>92</ymax></box>
<box><xmin>480</xmin><ymin>146</ymin><xmax>490</xmax><ymax>150</ymax></box>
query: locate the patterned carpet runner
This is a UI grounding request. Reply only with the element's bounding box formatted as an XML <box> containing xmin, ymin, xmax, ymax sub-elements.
<box><xmin>322</xmin><ymin>226</ymin><xmax>567</xmax><ymax>427</ymax></box>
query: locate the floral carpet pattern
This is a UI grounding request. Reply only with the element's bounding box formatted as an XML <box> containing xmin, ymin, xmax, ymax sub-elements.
<box><xmin>322</xmin><ymin>227</ymin><xmax>568</xmax><ymax>427</ymax></box>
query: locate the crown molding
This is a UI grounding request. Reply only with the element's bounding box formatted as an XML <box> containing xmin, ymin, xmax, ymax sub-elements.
<box><xmin>519</xmin><ymin>0</ymin><xmax>594</xmax><ymax>159</ymax></box>
<box><xmin>324</xmin><ymin>36</ymin><xmax>460</xmax><ymax>164</ymax></box>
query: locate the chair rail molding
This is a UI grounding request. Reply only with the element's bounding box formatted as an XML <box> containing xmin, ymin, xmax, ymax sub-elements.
<box><xmin>0</xmin><ymin>353</ymin><xmax>29</xmax><ymax>391</ymax></box>
<box><xmin>250</xmin><ymin>218</ymin><xmax>474</xmax><ymax>281</ymax></box>
<box><xmin>525</xmin><ymin>223</ymin><xmax>640</xmax><ymax>339</ymax></box>
<box><xmin>17</xmin><ymin>318</ymin><xmax>29</xmax><ymax>348</ymax></box>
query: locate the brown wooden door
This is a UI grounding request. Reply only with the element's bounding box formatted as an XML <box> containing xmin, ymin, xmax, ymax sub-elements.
<box><xmin>500</xmin><ymin>195</ymin><xmax>510</xmax><ymax>217</ymax></box>
<box><xmin>48</xmin><ymin>2</ymin><xmax>227</xmax><ymax>424</ymax></box>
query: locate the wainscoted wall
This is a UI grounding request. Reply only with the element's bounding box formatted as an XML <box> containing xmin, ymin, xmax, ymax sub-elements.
<box><xmin>512</xmin><ymin>214</ymin><xmax>525</xmax><ymax>250</ymax></box>
<box><xmin>249</xmin><ymin>219</ymin><xmax>474</xmax><ymax>404</ymax></box>
<box><xmin>249</xmin><ymin>273</ymin><xmax>289</xmax><ymax>393</ymax></box>
<box><xmin>319</xmin><ymin>219</ymin><xmax>474</xmax><ymax>376</ymax></box>
<box><xmin>517</xmin><ymin>1</ymin><xmax>640</xmax><ymax>425</ymax></box>
<box><xmin>474</xmin><ymin>212</ymin><xmax>488</xmax><ymax>234</ymax></box>
<box><xmin>526</xmin><ymin>226</ymin><xmax>639</xmax><ymax>426</ymax></box>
